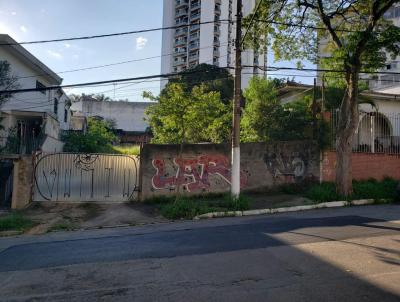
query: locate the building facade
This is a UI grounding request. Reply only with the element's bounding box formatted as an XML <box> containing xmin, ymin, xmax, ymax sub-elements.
<box><xmin>161</xmin><ymin>0</ymin><xmax>265</xmax><ymax>89</ymax></box>
<box><xmin>70</xmin><ymin>96</ymin><xmax>151</xmax><ymax>144</ymax></box>
<box><xmin>0</xmin><ymin>34</ymin><xmax>71</xmax><ymax>154</ymax></box>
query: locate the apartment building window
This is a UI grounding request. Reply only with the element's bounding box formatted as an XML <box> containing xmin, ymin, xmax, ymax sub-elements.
<box><xmin>54</xmin><ymin>98</ymin><xmax>58</xmax><ymax>115</ymax></box>
<box><xmin>64</xmin><ymin>108</ymin><xmax>68</xmax><ymax>123</ymax></box>
<box><xmin>36</xmin><ymin>80</ymin><xmax>46</xmax><ymax>94</ymax></box>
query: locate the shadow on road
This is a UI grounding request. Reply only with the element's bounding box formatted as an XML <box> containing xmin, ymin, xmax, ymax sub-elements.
<box><xmin>0</xmin><ymin>214</ymin><xmax>399</xmax><ymax>301</ymax></box>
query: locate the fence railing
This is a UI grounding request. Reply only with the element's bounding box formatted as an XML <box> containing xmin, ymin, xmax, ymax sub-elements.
<box><xmin>329</xmin><ymin>110</ymin><xmax>400</xmax><ymax>154</ymax></box>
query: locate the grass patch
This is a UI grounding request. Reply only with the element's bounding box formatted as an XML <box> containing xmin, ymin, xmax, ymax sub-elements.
<box><xmin>305</xmin><ymin>178</ymin><xmax>399</xmax><ymax>203</ymax></box>
<box><xmin>112</xmin><ymin>145</ymin><xmax>140</xmax><ymax>155</ymax></box>
<box><xmin>0</xmin><ymin>213</ymin><xmax>35</xmax><ymax>232</ymax></box>
<box><xmin>50</xmin><ymin>221</ymin><xmax>77</xmax><ymax>232</ymax></box>
<box><xmin>147</xmin><ymin>194</ymin><xmax>251</xmax><ymax>220</ymax></box>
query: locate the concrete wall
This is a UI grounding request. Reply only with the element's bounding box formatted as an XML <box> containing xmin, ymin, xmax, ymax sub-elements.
<box><xmin>71</xmin><ymin>100</ymin><xmax>150</xmax><ymax>132</ymax></box>
<box><xmin>11</xmin><ymin>155</ymin><xmax>33</xmax><ymax>209</ymax></box>
<box><xmin>140</xmin><ymin>141</ymin><xmax>320</xmax><ymax>200</ymax></box>
<box><xmin>322</xmin><ymin>151</ymin><xmax>400</xmax><ymax>182</ymax></box>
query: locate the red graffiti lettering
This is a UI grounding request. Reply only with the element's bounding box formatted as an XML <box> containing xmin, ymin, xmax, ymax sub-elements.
<box><xmin>152</xmin><ymin>154</ymin><xmax>247</xmax><ymax>192</ymax></box>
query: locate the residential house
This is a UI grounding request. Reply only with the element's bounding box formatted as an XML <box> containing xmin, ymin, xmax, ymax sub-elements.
<box><xmin>71</xmin><ymin>95</ymin><xmax>151</xmax><ymax>144</ymax></box>
<box><xmin>0</xmin><ymin>34</ymin><xmax>71</xmax><ymax>154</ymax></box>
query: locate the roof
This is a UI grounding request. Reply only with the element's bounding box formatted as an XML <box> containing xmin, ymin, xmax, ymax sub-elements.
<box><xmin>0</xmin><ymin>34</ymin><xmax>62</xmax><ymax>85</ymax></box>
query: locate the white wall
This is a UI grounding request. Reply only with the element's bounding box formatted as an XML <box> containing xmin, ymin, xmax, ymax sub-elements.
<box><xmin>74</xmin><ymin>100</ymin><xmax>150</xmax><ymax>132</ymax></box>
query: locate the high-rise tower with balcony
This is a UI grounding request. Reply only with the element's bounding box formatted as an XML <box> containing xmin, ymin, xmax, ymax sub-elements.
<box><xmin>161</xmin><ymin>0</ymin><xmax>265</xmax><ymax>88</ymax></box>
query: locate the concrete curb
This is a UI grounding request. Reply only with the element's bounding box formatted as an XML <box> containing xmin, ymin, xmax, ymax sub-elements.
<box><xmin>193</xmin><ymin>199</ymin><xmax>386</xmax><ymax>220</ymax></box>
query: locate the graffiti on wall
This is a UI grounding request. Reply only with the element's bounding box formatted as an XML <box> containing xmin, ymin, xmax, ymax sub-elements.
<box><xmin>263</xmin><ymin>151</ymin><xmax>311</xmax><ymax>182</ymax></box>
<box><xmin>152</xmin><ymin>154</ymin><xmax>247</xmax><ymax>192</ymax></box>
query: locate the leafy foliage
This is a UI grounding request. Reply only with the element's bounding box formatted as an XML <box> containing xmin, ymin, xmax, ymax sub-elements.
<box><xmin>240</xmin><ymin>77</ymin><xmax>329</xmax><ymax>148</ymax></box>
<box><xmin>144</xmin><ymin>83</ymin><xmax>230</xmax><ymax>144</ymax></box>
<box><xmin>166</xmin><ymin>64</ymin><xmax>234</xmax><ymax>104</ymax></box>
<box><xmin>63</xmin><ymin>117</ymin><xmax>116</xmax><ymax>153</ymax></box>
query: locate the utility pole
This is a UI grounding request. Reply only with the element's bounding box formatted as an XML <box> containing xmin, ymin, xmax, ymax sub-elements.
<box><xmin>231</xmin><ymin>0</ymin><xmax>242</xmax><ymax>198</ymax></box>
<box><xmin>312</xmin><ymin>78</ymin><xmax>318</xmax><ymax>139</ymax></box>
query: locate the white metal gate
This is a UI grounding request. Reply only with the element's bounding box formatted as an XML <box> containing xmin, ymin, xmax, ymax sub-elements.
<box><xmin>34</xmin><ymin>153</ymin><xmax>139</xmax><ymax>202</ymax></box>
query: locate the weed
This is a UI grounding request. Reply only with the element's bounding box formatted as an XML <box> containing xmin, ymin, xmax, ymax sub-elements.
<box><xmin>112</xmin><ymin>145</ymin><xmax>140</xmax><ymax>155</ymax></box>
<box><xmin>50</xmin><ymin>221</ymin><xmax>77</xmax><ymax>231</ymax></box>
<box><xmin>305</xmin><ymin>178</ymin><xmax>399</xmax><ymax>203</ymax></box>
<box><xmin>0</xmin><ymin>213</ymin><xmax>35</xmax><ymax>232</ymax></box>
<box><xmin>154</xmin><ymin>193</ymin><xmax>252</xmax><ymax>220</ymax></box>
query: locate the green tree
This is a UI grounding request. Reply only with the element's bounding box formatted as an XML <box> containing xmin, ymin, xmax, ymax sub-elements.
<box><xmin>245</xmin><ymin>0</ymin><xmax>399</xmax><ymax>195</ymax></box>
<box><xmin>144</xmin><ymin>83</ymin><xmax>230</xmax><ymax>144</ymax></box>
<box><xmin>241</xmin><ymin>77</ymin><xmax>282</xmax><ymax>142</ymax></box>
<box><xmin>63</xmin><ymin>117</ymin><xmax>116</xmax><ymax>153</ymax></box>
<box><xmin>166</xmin><ymin>64</ymin><xmax>234</xmax><ymax>104</ymax></box>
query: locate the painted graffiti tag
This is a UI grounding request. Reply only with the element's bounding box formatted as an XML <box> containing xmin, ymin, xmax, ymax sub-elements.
<box><xmin>263</xmin><ymin>152</ymin><xmax>308</xmax><ymax>182</ymax></box>
<box><xmin>152</xmin><ymin>154</ymin><xmax>247</xmax><ymax>192</ymax></box>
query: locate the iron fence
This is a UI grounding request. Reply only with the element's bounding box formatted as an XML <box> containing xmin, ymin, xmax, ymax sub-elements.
<box><xmin>329</xmin><ymin>110</ymin><xmax>400</xmax><ymax>154</ymax></box>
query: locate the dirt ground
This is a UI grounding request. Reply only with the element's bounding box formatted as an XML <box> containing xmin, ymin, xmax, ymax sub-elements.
<box><xmin>17</xmin><ymin>202</ymin><xmax>167</xmax><ymax>235</ymax></box>
<box><xmin>0</xmin><ymin>193</ymin><xmax>311</xmax><ymax>236</ymax></box>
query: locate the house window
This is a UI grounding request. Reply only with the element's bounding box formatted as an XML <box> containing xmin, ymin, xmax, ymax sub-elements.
<box><xmin>64</xmin><ymin>108</ymin><xmax>68</xmax><ymax>123</ymax></box>
<box><xmin>36</xmin><ymin>81</ymin><xmax>46</xmax><ymax>94</ymax></box>
<box><xmin>54</xmin><ymin>98</ymin><xmax>58</xmax><ymax>115</ymax></box>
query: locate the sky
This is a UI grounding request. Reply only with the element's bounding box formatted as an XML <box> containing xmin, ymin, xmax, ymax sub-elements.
<box><xmin>0</xmin><ymin>0</ymin><xmax>315</xmax><ymax>102</ymax></box>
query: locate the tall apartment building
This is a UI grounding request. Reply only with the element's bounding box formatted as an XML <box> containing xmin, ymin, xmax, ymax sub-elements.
<box><xmin>161</xmin><ymin>0</ymin><xmax>265</xmax><ymax>89</ymax></box>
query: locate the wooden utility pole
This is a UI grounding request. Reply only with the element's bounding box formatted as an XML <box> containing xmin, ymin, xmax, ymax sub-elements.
<box><xmin>231</xmin><ymin>0</ymin><xmax>242</xmax><ymax>198</ymax></box>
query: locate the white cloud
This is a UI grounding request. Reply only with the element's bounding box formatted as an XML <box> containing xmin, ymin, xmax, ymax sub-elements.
<box><xmin>64</xmin><ymin>43</ymin><xmax>71</xmax><ymax>48</ymax></box>
<box><xmin>19</xmin><ymin>25</ymin><xmax>27</xmax><ymax>33</ymax></box>
<box><xmin>136</xmin><ymin>36</ymin><xmax>148</xmax><ymax>50</ymax></box>
<box><xmin>11</xmin><ymin>11</ymin><xmax>16</xmax><ymax>15</ymax></box>
<box><xmin>47</xmin><ymin>50</ymin><xmax>63</xmax><ymax>60</ymax></box>
<box><xmin>72</xmin><ymin>54</ymin><xmax>80</xmax><ymax>60</ymax></box>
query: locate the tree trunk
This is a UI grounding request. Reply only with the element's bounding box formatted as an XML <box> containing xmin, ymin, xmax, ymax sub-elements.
<box><xmin>335</xmin><ymin>70</ymin><xmax>360</xmax><ymax>196</ymax></box>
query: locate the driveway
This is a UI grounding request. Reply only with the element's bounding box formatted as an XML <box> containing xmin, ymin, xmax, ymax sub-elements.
<box><xmin>0</xmin><ymin>205</ymin><xmax>399</xmax><ymax>301</ymax></box>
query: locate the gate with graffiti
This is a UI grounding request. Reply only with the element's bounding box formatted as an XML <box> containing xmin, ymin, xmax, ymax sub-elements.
<box><xmin>33</xmin><ymin>153</ymin><xmax>140</xmax><ymax>202</ymax></box>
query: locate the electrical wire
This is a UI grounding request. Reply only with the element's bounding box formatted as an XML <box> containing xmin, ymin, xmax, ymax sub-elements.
<box><xmin>0</xmin><ymin>20</ymin><xmax>231</xmax><ymax>46</ymax></box>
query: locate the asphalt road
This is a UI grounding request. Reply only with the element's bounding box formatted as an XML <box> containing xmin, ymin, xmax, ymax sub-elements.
<box><xmin>0</xmin><ymin>205</ymin><xmax>400</xmax><ymax>301</ymax></box>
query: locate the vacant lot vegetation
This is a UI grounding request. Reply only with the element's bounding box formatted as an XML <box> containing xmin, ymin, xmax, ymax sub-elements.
<box><xmin>145</xmin><ymin>194</ymin><xmax>251</xmax><ymax>220</ymax></box>
<box><xmin>0</xmin><ymin>213</ymin><xmax>35</xmax><ymax>232</ymax></box>
<box><xmin>304</xmin><ymin>178</ymin><xmax>399</xmax><ymax>203</ymax></box>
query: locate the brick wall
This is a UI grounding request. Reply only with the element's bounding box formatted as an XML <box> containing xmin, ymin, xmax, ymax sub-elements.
<box><xmin>322</xmin><ymin>151</ymin><xmax>400</xmax><ymax>182</ymax></box>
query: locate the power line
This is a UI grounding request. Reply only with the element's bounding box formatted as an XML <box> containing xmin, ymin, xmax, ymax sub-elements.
<box><xmin>241</xmin><ymin>0</ymin><xmax>263</xmax><ymax>46</ymax></box>
<box><xmin>0</xmin><ymin>20</ymin><xmax>231</xmax><ymax>46</ymax></box>
<box><xmin>13</xmin><ymin>43</ymin><xmax>230</xmax><ymax>80</ymax></box>
<box><xmin>244</xmin><ymin>65</ymin><xmax>400</xmax><ymax>76</ymax></box>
